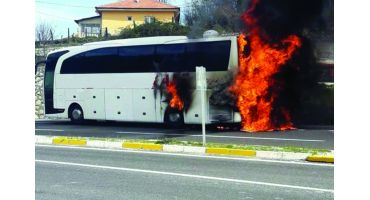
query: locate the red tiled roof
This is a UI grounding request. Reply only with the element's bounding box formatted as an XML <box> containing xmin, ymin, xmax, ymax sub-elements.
<box><xmin>96</xmin><ymin>0</ymin><xmax>179</xmax><ymax>10</ymax></box>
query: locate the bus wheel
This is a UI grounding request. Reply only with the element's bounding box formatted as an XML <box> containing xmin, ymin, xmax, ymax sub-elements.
<box><xmin>69</xmin><ymin>104</ymin><xmax>84</xmax><ymax>123</ymax></box>
<box><xmin>165</xmin><ymin>108</ymin><xmax>184</xmax><ymax>128</ymax></box>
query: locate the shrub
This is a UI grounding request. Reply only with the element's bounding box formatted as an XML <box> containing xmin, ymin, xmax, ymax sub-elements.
<box><xmin>118</xmin><ymin>21</ymin><xmax>190</xmax><ymax>39</ymax></box>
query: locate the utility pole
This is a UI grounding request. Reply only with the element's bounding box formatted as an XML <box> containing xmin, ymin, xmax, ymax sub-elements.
<box><xmin>50</xmin><ymin>29</ymin><xmax>53</xmax><ymax>42</ymax></box>
<box><xmin>68</xmin><ymin>28</ymin><xmax>70</xmax><ymax>43</ymax></box>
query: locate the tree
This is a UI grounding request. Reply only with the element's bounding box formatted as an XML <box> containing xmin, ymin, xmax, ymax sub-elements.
<box><xmin>184</xmin><ymin>0</ymin><xmax>249</xmax><ymax>37</ymax></box>
<box><xmin>117</xmin><ymin>21</ymin><xmax>190</xmax><ymax>39</ymax></box>
<box><xmin>35</xmin><ymin>22</ymin><xmax>55</xmax><ymax>57</ymax></box>
<box><xmin>35</xmin><ymin>22</ymin><xmax>55</xmax><ymax>43</ymax></box>
<box><xmin>184</xmin><ymin>0</ymin><xmax>333</xmax><ymax>41</ymax></box>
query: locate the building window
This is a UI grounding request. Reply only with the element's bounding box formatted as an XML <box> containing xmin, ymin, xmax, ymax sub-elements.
<box><xmin>92</xmin><ymin>26</ymin><xmax>100</xmax><ymax>34</ymax></box>
<box><xmin>144</xmin><ymin>16</ymin><xmax>155</xmax><ymax>24</ymax></box>
<box><xmin>127</xmin><ymin>16</ymin><xmax>132</xmax><ymax>21</ymax></box>
<box><xmin>81</xmin><ymin>24</ymin><xmax>101</xmax><ymax>37</ymax></box>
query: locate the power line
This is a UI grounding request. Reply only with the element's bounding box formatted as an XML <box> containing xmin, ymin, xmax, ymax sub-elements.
<box><xmin>35</xmin><ymin>0</ymin><xmax>94</xmax><ymax>9</ymax></box>
<box><xmin>36</xmin><ymin>10</ymin><xmax>77</xmax><ymax>21</ymax></box>
<box><xmin>35</xmin><ymin>0</ymin><xmax>194</xmax><ymax>10</ymax></box>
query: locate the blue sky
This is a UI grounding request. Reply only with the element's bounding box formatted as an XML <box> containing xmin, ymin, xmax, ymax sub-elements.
<box><xmin>35</xmin><ymin>0</ymin><xmax>191</xmax><ymax>38</ymax></box>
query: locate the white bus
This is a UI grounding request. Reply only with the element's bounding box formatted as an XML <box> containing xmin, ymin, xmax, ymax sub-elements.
<box><xmin>43</xmin><ymin>35</ymin><xmax>241</xmax><ymax>126</ymax></box>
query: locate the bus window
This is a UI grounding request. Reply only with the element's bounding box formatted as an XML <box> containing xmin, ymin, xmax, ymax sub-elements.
<box><xmin>156</xmin><ymin>43</ymin><xmax>188</xmax><ymax>72</ymax></box>
<box><xmin>60</xmin><ymin>41</ymin><xmax>231</xmax><ymax>74</ymax></box>
<box><xmin>60</xmin><ymin>53</ymin><xmax>84</xmax><ymax>74</ymax></box>
<box><xmin>61</xmin><ymin>48</ymin><xmax>119</xmax><ymax>74</ymax></box>
<box><xmin>118</xmin><ymin>45</ymin><xmax>156</xmax><ymax>73</ymax></box>
<box><xmin>187</xmin><ymin>41</ymin><xmax>231</xmax><ymax>71</ymax></box>
<box><xmin>85</xmin><ymin>47</ymin><xmax>118</xmax><ymax>73</ymax></box>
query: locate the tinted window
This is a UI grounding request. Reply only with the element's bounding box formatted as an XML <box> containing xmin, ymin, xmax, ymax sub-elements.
<box><xmin>186</xmin><ymin>41</ymin><xmax>231</xmax><ymax>71</ymax></box>
<box><xmin>118</xmin><ymin>45</ymin><xmax>156</xmax><ymax>72</ymax></box>
<box><xmin>61</xmin><ymin>46</ymin><xmax>156</xmax><ymax>73</ymax></box>
<box><xmin>60</xmin><ymin>41</ymin><xmax>231</xmax><ymax>74</ymax></box>
<box><xmin>85</xmin><ymin>48</ymin><xmax>118</xmax><ymax>73</ymax></box>
<box><xmin>156</xmin><ymin>43</ymin><xmax>188</xmax><ymax>72</ymax></box>
<box><xmin>60</xmin><ymin>52</ymin><xmax>85</xmax><ymax>74</ymax></box>
<box><xmin>61</xmin><ymin>47</ymin><xmax>119</xmax><ymax>74</ymax></box>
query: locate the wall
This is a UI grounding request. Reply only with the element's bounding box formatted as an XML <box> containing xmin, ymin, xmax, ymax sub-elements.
<box><xmin>35</xmin><ymin>65</ymin><xmax>45</xmax><ymax>119</ymax></box>
<box><xmin>35</xmin><ymin>47</ymin><xmax>59</xmax><ymax>57</ymax></box>
<box><xmin>101</xmin><ymin>11</ymin><xmax>175</xmax><ymax>35</ymax></box>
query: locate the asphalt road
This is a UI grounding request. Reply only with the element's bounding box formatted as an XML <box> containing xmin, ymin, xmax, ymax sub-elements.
<box><xmin>36</xmin><ymin>145</ymin><xmax>334</xmax><ymax>200</ymax></box>
<box><xmin>35</xmin><ymin>120</ymin><xmax>334</xmax><ymax>149</ymax></box>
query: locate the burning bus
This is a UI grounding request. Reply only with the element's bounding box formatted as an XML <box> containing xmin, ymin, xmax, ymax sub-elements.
<box><xmin>43</xmin><ymin>34</ymin><xmax>243</xmax><ymax>126</ymax></box>
<box><xmin>41</xmin><ymin>0</ymin><xmax>330</xmax><ymax>132</ymax></box>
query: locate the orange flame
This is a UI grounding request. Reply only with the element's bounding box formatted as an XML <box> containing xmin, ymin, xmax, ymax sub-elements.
<box><xmin>167</xmin><ymin>80</ymin><xmax>184</xmax><ymax>110</ymax></box>
<box><xmin>231</xmin><ymin>33</ymin><xmax>301</xmax><ymax>132</ymax></box>
<box><xmin>230</xmin><ymin>0</ymin><xmax>301</xmax><ymax>132</ymax></box>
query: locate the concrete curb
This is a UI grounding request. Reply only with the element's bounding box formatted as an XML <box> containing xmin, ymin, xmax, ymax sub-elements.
<box><xmin>123</xmin><ymin>142</ymin><xmax>163</xmax><ymax>151</ymax></box>
<box><xmin>35</xmin><ymin>135</ymin><xmax>333</xmax><ymax>163</ymax></box>
<box><xmin>87</xmin><ymin>140</ymin><xmax>123</xmax><ymax>149</ymax></box>
<box><xmin>206</xmin><ymin>147</ymin><xmax>256</xmax><ymax>157</ymax></box>
<box><xmin>256</xmin><ymin>151</ymin><xmax>311</xmax><ymax>161</ymax></box>
<box><xmin>306</xmin><ymin>155</ymin><xmax>334</xmax><ymax>163</ymax></box>
<box><xmin>52</xmin><ymin>137</ymin><xmax>87</xmax><ymax>146</ymax></box>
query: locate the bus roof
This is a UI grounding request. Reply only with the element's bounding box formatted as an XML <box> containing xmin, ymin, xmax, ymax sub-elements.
<box><xmin>47</xmin><ymin>35</ymin><xmax>236</xmax><ymax>56</ymax></box>
<box><xmin>83</xmin><ymin>36</ymin><xmax>188</xmax><ymax>46</ymax></box>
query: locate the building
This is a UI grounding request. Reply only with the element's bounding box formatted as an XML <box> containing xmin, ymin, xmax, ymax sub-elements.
<box><xmin>75</xmin><ymin>16</ymin><xmax>101</xmax><ymax>38</ymax></box>
<box><xmin>74</xmin><ymin>0</ymin><xmax>180</xmax><ymax>37</ymax></box>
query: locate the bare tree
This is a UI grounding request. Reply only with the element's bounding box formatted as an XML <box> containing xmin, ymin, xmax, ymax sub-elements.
<box><xmin>184</xmin><ymin>0</ymin><xmax>249</xmax><ymax>37</ymax></box>
<box><xmin>35</xmin><ymin>22</ymin><xmax>55</xmax><ymax>42</ymax></box>
<box><xmin>35</xmin><ymin>22</ymin><xmax>55</xmax><ymax>57</ymax></box>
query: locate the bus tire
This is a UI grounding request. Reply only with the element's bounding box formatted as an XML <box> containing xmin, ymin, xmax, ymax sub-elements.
<box><xmin>165</xmin><ymin>108</ymin><xmax>184</xmax><ymax>128</ymax></box>
<box><xmin>68</xmin><ymin>104</ymin><xmax>84</xmax><ymax>123</ymax></box>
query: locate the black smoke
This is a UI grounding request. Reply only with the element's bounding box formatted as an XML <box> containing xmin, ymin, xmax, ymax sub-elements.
<box><xmin>242</xmin><ymin>0</ymin><xmax>333</xmax><ymax>126</ymax></box>
<box><xmin>245</xmin><ymin>0</ymin><xmax>325</xmax><ymax>43</ymax></box>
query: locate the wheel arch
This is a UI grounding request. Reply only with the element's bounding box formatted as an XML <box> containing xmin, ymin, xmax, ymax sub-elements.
<box><xmin>164</xmin><ymin>107</ymin><xmax>184</xmax><ymax>126</ymax></box>
<box><xmin>67</xmin><ymin>102</ymin><xmax>83</xmax><ymax>119</ymax></box>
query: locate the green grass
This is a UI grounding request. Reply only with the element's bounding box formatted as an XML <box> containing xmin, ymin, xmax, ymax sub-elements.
<box><xmin>127</xmin><ymin>138</ymin><xmax>330</xmax><ymax>154</ymax></box>
<box><xmin>88</xmin><ymin>137</ymin><xmax>126</xmax><ymax>142</ymax></box>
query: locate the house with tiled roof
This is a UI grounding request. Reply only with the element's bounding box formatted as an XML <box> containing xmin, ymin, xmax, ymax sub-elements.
<box><xmin>75</xmin><ymin>0</ymin><xmax>180</xmax><ymax>37</ymax></box>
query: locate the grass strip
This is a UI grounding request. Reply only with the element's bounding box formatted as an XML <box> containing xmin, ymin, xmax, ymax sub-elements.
<box><xmin>45</xmin><ymin>136</ymin><xmax>331</xmax><ymax>154</ymax></box>
<box><xmin>129</xmin><ymin>138</ymin><xmax>330</xmax><ymax>154</ymax></box>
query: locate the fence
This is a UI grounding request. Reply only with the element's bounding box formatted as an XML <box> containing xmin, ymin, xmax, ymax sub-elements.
<box><xmin>35</xmin><ymin>27</ymin><xmax>110</xmax><ymax>48</ymax></box>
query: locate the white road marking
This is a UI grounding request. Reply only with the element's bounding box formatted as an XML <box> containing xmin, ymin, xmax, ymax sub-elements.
<box><xmin>35</xmin><ymin>119</ymin><xmax>69</xmax><ymax>122</ymax></box>
<box><xmin>116</xmin><ymin>131</ymin><xmax>186</xmax><ymax>136</ymax></box>
<box><xmin>116</xmin><ymin>131</ymin><xmax>171</xmax><ymax>135</ymax></box>
<box><xmin>116</xmin><ymin>131</ymin><xmax>324</xmax><ymax>142</ymax></box>
<box><xmin>36</xmin><ymin>159</ymin><xmax>333</xmax><ymax>193</ymax></box>
<box><xmin>36</xmin><ymin>144</ymin><xmax>334</xmax><ymax>167</ymax></box>
<box><xmin>35</xmin><ymin>129</ymin><xmax>64</xmax><ymax>132</ymax></box>
<box><xmin>191</xmin><ymin>135</ymin><xmax>325</xmax><ymax>142</ymax></box>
